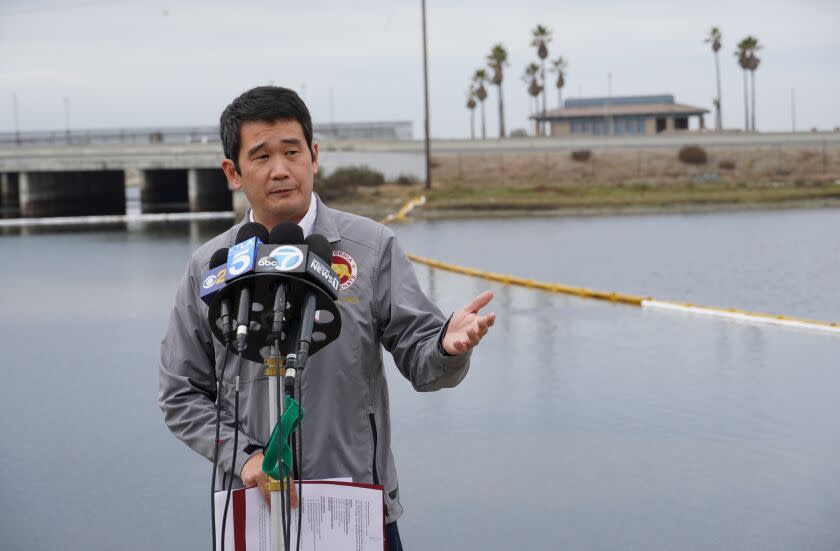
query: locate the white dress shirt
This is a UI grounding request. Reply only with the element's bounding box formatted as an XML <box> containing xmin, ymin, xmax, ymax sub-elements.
<box><xmin>249</xmin><ymin>192</ymin><xmax>318</xmax><ymax>237</ymax></box>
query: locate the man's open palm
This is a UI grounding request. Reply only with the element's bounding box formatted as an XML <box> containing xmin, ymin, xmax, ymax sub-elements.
<box><xmin>442</xmin><ymin>291</ymin><xmax>496</xmax><ymax>355</ymax></box>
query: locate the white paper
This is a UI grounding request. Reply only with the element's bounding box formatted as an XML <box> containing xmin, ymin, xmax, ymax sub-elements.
<box><xmin>214</xmin><ymin>481</ymin><xmax>384</xmax><ymax>551</ymax></box>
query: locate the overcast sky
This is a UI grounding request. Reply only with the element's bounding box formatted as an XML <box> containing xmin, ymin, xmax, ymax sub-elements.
<box><xmin>0</xmin><ymin>0</ymin><xmax>837</xmax><ymax>138</ymax></box>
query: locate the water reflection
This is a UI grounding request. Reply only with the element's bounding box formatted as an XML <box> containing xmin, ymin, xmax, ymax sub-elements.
<box><xmin>0</xmin><ymin>215</ymin><xmax>838</xmax><ymax>551</ymax></box>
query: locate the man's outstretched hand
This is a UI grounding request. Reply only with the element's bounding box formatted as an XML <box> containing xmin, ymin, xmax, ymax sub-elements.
<box><xmin>442</xmin><ymin>290</ymin><xmax>496</xmax><ymax>355</ymax></box>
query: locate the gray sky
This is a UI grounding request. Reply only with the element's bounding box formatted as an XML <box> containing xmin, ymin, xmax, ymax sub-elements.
<box><xmin>1</xmin><ymin>0</ymin><xmax>838</xmax><ymax>138</ymax></box>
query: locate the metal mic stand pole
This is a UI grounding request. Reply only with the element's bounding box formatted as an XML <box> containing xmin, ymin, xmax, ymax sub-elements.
<box><xmin>268</xmin><ymin>279</ymin><xmax>290</xmax><ymax>551</ymax></box>
<box><xmin>264</xmin><ymin>351</ymin><xmax>287</xmax><ymax>551</ymax></box>
<box><xmin>282</xmin><ymin>351</ymin><xmax>298</xmax><ymax>551</ymax></box>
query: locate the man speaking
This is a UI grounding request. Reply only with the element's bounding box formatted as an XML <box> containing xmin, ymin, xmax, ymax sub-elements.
<box><xmin>158</xmin><ymin>86</ymin><xmax>495</xmax><ymax>550</ymax></box>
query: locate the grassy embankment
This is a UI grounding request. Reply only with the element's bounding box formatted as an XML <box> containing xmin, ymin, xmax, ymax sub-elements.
<box><xmin>422</xmin><ymin>180</ymin><xmax>840</xmax><ymax>211</ymax></box>
<box><xmin>324</xmin><ymin>145</ymin><xmax>840</xmax><ymax>218</ymax></box>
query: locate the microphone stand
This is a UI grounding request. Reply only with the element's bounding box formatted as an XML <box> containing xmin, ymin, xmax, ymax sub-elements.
<box><xmin>265</xmin><ymin>351</ymin><xmax>288</xmax><ymax>551</ymax></box>
<box><xmin>270</xmin><ymin>281</ymin><xmax>290</xmax><ymax>551</ymax></box>
<box><xmin>205</xmin><ymin>265</ymin><xmax>341</xmax><ymax>551</ymax></box>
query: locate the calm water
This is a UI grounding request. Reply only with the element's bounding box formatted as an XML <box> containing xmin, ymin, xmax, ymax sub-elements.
<box><xmin>0</xmin><ymin>209</ymin><xmax>838</xmax><ymax>550</ymax></box>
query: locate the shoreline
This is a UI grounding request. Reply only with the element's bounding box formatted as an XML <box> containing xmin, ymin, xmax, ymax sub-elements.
<box><xmin>332</xmin><ymin>196</ymin><xmax>840</xmax><ymax>222</ymax></box>
<box><xmin>3</xmin><ymin>196</ymin><xmax>839</xmax><ymax>230</ymax></box>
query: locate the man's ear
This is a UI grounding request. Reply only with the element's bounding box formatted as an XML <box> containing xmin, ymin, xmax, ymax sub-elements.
<box><xmin>311</xmin><ymin>142</ymin><xmax>319</xmax><ymax>176</ymax></box>
<box><xmin>221</xmin><ymin>159</ymin><xmax>241</xmax><ymax>190</ymax></box>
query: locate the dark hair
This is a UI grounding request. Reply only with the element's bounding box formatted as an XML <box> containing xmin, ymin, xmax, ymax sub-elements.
<box><xmin>219</xmin><ymin>86</ymin><xmax>313</xmax><ymax>173</ymax></box>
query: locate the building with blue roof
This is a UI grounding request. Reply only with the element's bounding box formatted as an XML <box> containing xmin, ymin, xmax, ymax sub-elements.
<box><xmin>532</xmin><ymin>94</ymin><xmax>709</xmax><ymax>136</ymax></box>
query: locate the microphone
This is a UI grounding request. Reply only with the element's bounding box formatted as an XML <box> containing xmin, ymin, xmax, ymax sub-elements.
<box><xmin>230</xmin><ymin>222</ymin><xmax>269</xmax><ymax>353</ymax></box>
<box><xmin>199</xmin><ymin>248</ymin><xmax>228</xmax><ymax>306</ymax></box>
<box><xmin>267</xmin><ymin>224</ymin><xmax>305</xmax><ymax>341</ymax></box>
<box><xmin>202</xmin><ymin>248</ymin><xmax>235</xmax><ymax>343</ymax></box>
<box><xmin>304</xmin><ymin>234</ymin><xmax>339</xmax><ymax>298</ymax></box>
<box><xmin>204</xmin><ymin>226</ymin><xmax>342</xmax><ymax>363</ymax></box>
<box><xmin>268</xmin><ymin>223</ymin><xmax>305</xmax><ymax>246</ymax></box>
<box><xmin>288</xmin><ymin>233</ymin><xmax>333</xmax><ymax>391</ymax></box>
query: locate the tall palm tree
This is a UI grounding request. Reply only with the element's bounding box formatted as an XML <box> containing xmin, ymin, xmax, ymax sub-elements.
<box><xmin>744</xmin><ymin>37</ymin><xmax>762</xmax><ymax>131</ymax></box>
<box><xmin>735</xmin><ymin>38</ymin><xmax>751</xmax><ymax>131</ymax></box>
<box><xmin>530</xmin><ymin>25</ymin><xmax>551</xmax><ymax>135</ymax></box>
<box><xmin>747</xmin><ymin>52</ymin><xmax>761</xmax><ymax>131</ymax></box>
<box><xmin>487</xmin><ymin>43</ymin><xmax>509</xmax><ymax>139</ymax></box>
<box><xmin>550</xmin><ymin>56</ymin><xmax>567</xmax><ymax>108</ymax></box>
<box><xmin>466</xmin><ymin>88</ymin><xmax>477</xmax><ymax>140</ymax></box>
<box><xmin>472</xmin><ymin>69</ymin><xmax>489</xmax><ymax>139</ymax></box>
<box><xmin>522</xmin><ymin>62</ymin><xmax>542</xmax><ymax>135</ymax></box>
<box><xmin>705</xmin><ymin>27</ymin><xmax>723</xmax><ymax>130</ymax></box>
<box><xmin>736</xmin><ymin>36</ymin><xmax>760</xmax><ymax>131</ymax></box>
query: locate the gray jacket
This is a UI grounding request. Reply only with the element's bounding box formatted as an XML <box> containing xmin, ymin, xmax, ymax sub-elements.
<box><xmin>158</xmin><ymin>194</ymin><xmax>471</xmax><ymax>523</ymax></box>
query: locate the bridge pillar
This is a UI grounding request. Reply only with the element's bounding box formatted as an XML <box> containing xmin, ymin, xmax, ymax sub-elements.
<box><xmin>187</xmin><ymin>168</ymin><xmax>232</xmax><ymax>212</ymax></box>
<box><xmin>18</xmin><ymin>170</ymin><xmax>125</xmax><ymax>218</ymax></box>
<box><xmin>140</xmin><ymin>169</ymin><xmax>188</xmax><ymax>213</ymax></box>
<box><xmin>1</xmin><ymin>173</ymin><xmax>21</xmax><ymax>218</ymax></box>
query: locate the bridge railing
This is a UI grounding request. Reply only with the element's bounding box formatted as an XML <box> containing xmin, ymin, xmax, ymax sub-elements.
<box><xmin>0</xmin><ymin>127</ymin><xmax>222</xmax><ymax>148</ymax></box>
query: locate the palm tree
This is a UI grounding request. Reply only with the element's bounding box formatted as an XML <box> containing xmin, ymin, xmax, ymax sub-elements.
<box><xmin>522</xmin><ymin>62</ymin><xmax>542</xmax><ymax>135</ymax></box>
<box><xmin>530</xmin><ymin>25</ymin><xmax>551</xmax><ymax>135</ymax></box>
<box><xmin>472</xmin><ymin>69</ymin><xmax>489</xmax><ymax>139</ymax></box>
<box><xmin>705</xmin><ymin>27</ymin><xmax>723</xmax><ymax>130</ymax></box>
<box><xmin>736</xmin><ymin>36</ymin><xmax>761</xmax><ymax>131</ymax></box>
<box><xmin>466</xmin><ymin>88</ymin><xmax>477</xmax><ymax>140</ymax></box>
<box><xmin>487</xmin><ymin>44</ymin><xmax>509</xmax><ymax>138</ymax></box>
<box><xmin>550</xmin><ymin>56</ymin><xmax>567</xmax><ymax>108</ymax></box>
<box><xmin>747</xmin><ymin>52</ymin><xmax>761</xmax><ymax>131</ymax></box>
<box><xmin>745</xmin><ymin>37</ymin><xmax>762</xmax><ymax>131</ymax></box>
<box><xmin>735</xmin><ymin>38</ymin><xmax>751</xmax><ymax>131</ymax></box>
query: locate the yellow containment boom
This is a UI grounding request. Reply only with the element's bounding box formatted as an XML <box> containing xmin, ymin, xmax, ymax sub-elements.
<box><xmin>385</xmin><ymin>195</ymin><xmax>840</xmax><ymax>335</ymax></box>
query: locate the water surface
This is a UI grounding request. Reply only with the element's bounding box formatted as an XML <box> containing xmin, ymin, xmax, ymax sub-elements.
<box><xmin>0</xmin><ymin>209</ymin><xmax>838</xmax><ymax>550</ymax></box>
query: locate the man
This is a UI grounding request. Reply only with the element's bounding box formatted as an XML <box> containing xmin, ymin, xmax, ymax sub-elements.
<box><xmin>159</xmin><ymin>86</ymin><xmax>495</xmax><ymax>550</ymax></box>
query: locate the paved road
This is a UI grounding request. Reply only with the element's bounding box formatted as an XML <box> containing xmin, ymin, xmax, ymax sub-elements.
<box><xmin>1</xmin><ymin>132</ymin><xmax>838</xmax><ymax>172</ymax></box>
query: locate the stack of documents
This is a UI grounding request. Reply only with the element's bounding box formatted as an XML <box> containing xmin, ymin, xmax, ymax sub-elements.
<box><xmin>214</xmin><ymin>480</ymin><xmax>384</xmax><ymax>551</ymax></box>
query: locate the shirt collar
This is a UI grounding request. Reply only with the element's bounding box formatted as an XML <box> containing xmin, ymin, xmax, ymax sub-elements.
<box><xmin>248</xmin><ymin>192</ymin><xmax>318</xmax><ymax>238</ymax></box>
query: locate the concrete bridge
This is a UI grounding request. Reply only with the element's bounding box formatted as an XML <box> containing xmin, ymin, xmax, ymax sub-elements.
<box><xmin>1</xmin><ymin>131</ymin><xmax>837</xmax><ymax>219</ymax></box>
<box><xmin>0</xmin><ymin>143</ymin><xmax>232</xmax><ymax>218</ymax></box>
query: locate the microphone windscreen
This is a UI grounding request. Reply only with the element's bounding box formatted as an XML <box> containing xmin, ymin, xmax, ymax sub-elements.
<box><xmin>235</xmin><ymin>222</ymin><xmax>269</xmax><ymax>244</ymax></box>
<box><xmin>209</xmin><ymin>247</ymin><xmax>229</xmax><ymax>269</ymax></box>
<box><xmin>306</xmin><ymin>233</ymin><xmax>333</xmax><ymax>262</ymax></box>
<box><xmin>269</xmin><ymin>222</ymin><xmax>305</xmax><ymax>245</ymax></box>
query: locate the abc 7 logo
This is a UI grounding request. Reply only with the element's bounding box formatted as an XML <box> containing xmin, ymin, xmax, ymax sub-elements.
<box><xmin>269</xmin><ymin>246</ymin><xmax>304</xmax><ymax>271</ymax></box>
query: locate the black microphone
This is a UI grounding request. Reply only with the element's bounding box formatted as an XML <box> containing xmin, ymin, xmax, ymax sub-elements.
<box><xmin>267</xmin><ymin>224</ymin><xmax>305</xmax><ymax>340</ymax></box>
<box><xmin>288</xmin><ymin>233</ymin><xmax>333</xmax><ymax>391</ymax></box>
<box><xmin>208</xmin><ymin>248</ymin><xmax>235</xmax><ymax>343</ymax></box>
<box><xmin>268</xmin><ymin>223</ymin><xmax>305</xmax><ymax>246</ymax></box>
<box><xmin>209</xmin><ymin>247</ymin><xmax>228</xmax><ymax>268</ymax></box>
<box><xmin>231</xmin><ymin>222</ymin><xmax>269</xmax><ymax>353</ymax></box>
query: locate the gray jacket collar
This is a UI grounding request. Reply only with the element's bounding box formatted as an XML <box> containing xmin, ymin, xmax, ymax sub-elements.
<box><xmin>311</xmin><ymin>193</ymin><xmax>340</xmax><ymax>243</ymax></box>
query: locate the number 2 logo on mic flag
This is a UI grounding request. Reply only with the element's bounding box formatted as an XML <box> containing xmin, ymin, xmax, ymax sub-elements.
<box><xmin>331</xmin><ymin>251</ymin><xmax>357</xmax><ymax>291</ymax></box>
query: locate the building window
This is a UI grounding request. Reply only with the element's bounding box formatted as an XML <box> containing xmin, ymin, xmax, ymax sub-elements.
<box><xmin>656</xmin><ymin>118</ymin><xmax>667</xmax><ymax>133</ymax></box>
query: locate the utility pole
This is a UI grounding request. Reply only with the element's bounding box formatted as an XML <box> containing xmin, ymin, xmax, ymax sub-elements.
<box><xmin>421</xmin><ymin>0</ymin><xmax>432</xmax><ymax>190</ymax></box>
<box><xmin>63</xmin><ymin>97</ymin><xmax>71</xmax><ymax>143</ymax></box>
<box><xmin>329</xmin><ymin>86</ymin><xmax>335</xmax><ymax>125</ymax></box>
<box><xmin>606</xmin><ymin>72</ymin><xmax>613</xmax><ymax>136</ymax></box>
<box><xmin>791</xmin><ymin>88</ymin><xmax>796</xmax><ymax>133</ymax></box>
<box><xmin>12</xmin><ymin>93</ymin><xmax>20</xmax><ymax>145</ymax></box>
